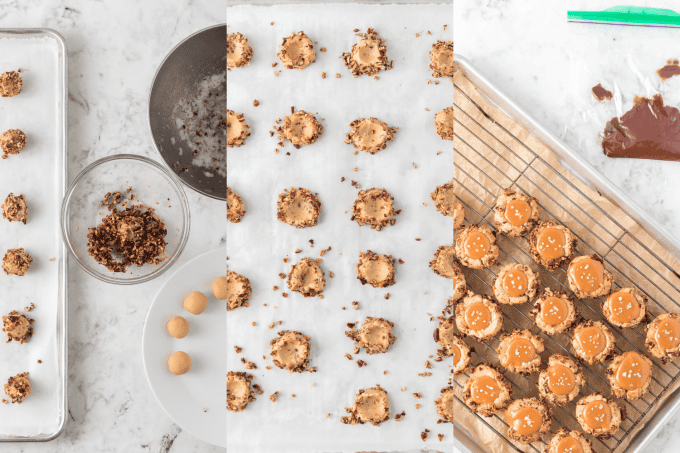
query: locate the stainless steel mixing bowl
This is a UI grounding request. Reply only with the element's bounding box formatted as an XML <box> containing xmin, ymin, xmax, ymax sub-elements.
<box><xmin>148</xmin><ymin>24</ymin><xmax>226</xmax><ymax>200</ymax></box>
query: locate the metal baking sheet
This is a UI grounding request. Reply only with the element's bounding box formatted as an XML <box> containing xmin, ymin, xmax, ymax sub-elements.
<box><xmin>0</xmin><ymin>29</ymin><xmax>67</xmax><ymax>441</ymax></box>
<box><xmin>453</xmin><ymin>54</ymin><xmax>680</xmax><ymax>453</ymax></box>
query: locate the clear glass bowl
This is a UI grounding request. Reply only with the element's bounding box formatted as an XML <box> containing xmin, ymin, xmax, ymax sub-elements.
<box><xmin>61</xmin><ymin>154</ymin><xmax>191</xmax><ymax>284</ymax></box>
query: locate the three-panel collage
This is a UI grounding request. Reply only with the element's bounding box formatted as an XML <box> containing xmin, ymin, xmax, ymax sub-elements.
<box><xmin>4</xmin><ymin>0</ymin><xmax>680</xmax><ymax>453</ymax></box>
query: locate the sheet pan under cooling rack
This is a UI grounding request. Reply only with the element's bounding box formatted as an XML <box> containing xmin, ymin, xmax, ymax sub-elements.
<box><xmin>453</xmin><ymin>55</ymin><xmax>680</xmax><ymax>453</ymax></box>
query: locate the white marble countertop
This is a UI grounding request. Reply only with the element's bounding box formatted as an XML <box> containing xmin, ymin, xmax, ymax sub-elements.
<box><xmin>1</xmin><ymin>1</ymin><xmax>225</xmax><ymax>452</ymax></box>
<box><xmin>455</xmin><ymin>0</ymin><xmax>680</xmax><ymax>452</ymax></box>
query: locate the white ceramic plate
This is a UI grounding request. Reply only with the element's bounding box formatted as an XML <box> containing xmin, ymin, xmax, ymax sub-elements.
<box><xmin>143</xmin><ymin>248</ymin><xmax>225</xmax><ymax>448</ymax></box>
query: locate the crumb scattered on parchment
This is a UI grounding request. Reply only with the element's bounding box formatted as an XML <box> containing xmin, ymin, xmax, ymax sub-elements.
<box><xmin>270</xmin><ymin>391</ymin><xmax>279</xmax><ymax>403</ymax></box>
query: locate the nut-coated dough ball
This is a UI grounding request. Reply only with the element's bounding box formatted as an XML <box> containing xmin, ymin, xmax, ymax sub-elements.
<box><xmin>167</xmin><ymin>316</ymin><xmax>190</xmax><ymax>339</ymax></box>
<box><xmin>168</xmin><ymin>351</ymin><xmax>192</xmax><ymax>375</ymax></box>
<box><xmin>184</xmin><ymin>291</ymin><xmax>208</xmax><ymax>315</ymax></box>
<box><xmin>212</xmin><ymin>276</ymin><xmax>227</xmax><ymax>300</ymax></box>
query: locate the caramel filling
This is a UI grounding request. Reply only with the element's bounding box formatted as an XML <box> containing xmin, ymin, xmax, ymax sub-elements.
<box><xmin>464</xmin><ymin>231</ymin><xmax>490</xmax><ymax>260</ymax></box>
<box><xmin>453</xmin><ymin>343</ymin><xmax>461</xmax><ymax>366</ymax></box>
<box><xmin>540</xmin><ymin>296</ymin><xmax>569</xmax><ymax>326</ymax></box>
<box><xmin>609</xmin><ymin>291</ymin><xmax>640</xmax><ymax>324</ymax></box>
<box><xmin>504</xmin><ymin>200</ymin><xmax>531</xmax><ymax>227</ymax></box>
<box><xmin>583</xmin><ymin>400</ymin><xmax>612</xmax><ymax>429</ymax></box>
<box><xmin>502</xmin><ymin>338</ymin><xmax>536</xmax><ymax>368</ymax></box>
<box><xmin>615</xmin><ymin>351</ymin><xmax>651</xmax><ymax>390</ymax></box>
<box><xmin>546</xmin><ymin>363</ymin><xmax>576</xmax><ymax>396</ymax></box>
<box><xmin>470</xmin><ymin>375</ymin><xmax>501</xmax><ymax>405</ymax></box>
<box><xmin>502</xmin><ymin>270</ymin><xmax>528</xmax><ymax>298</ymax></box>
<box><xmin>464</xmin><ymin>302</ymin><xmax>492</xmax><ymax>331</ymax></box>
<box><xmin>569</xmin><ymin>258</ymin><xmax>604</xmax><ymax>293</ymax></box>
<box><xmin>575</xmin><ymin>326</ymin><xmax>607</xmax><ymax>358</ymax></box>
<box><xmin>655</xmin><ymin>317</ymin><xmax>680</xmax><ymax>351</ymax></box>
<box><xmin>536</xmin><ymin>227</ymin><xmax>566</xmax><ymax>260</ymax></box>
<box><xmin>506</xmin><ymin>406</ymin><xmax>542</xmax><ymax>436</ymax></box>
<box><xmin>557</xmin><ymin>437</ymin><xmax>584</xmax><ymax>453</ymax></box>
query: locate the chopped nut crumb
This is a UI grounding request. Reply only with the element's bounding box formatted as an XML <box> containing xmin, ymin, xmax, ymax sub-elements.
<box><xmin>253</xmin><ymin>99</ymin><xmax>260</xmax><ymax>107</ymax></box>
<box><xmin>270</xmin><ymin>391</ymin><xmax>279</xmax><ymax>402</ymax></box>
<box><xmin>252</xmin><ymin>322</ymin><xmax>256</xmax><ymax>326</ymax></box>
<box><xmin>438</xmin><ymin>433</ymin><xmax>445</xmax><ymax>442</ymax></box>
<box><xmin>413</xmin><ymin>392</ymin><xmax>422</xmax><ymax>399</ymax></box>
<box><xmin>420</xmin><ymin>429</ymin><xmax>429</xmax><ymax>441</ymax></box>
<box><xmin>320</xmin><ymin>47</ymin><xmax>327</xmax><ymax>52</ymax></box>
<box><xmin>357</xmin><ymin>359</ymin><xmax>367</xmax><ymax>368</ymax></box>
<box><xmin>234</xmin><ymin>346</ymin><xmax>243</xmax><ymax>353</ymax></box>
<box><xmin>384</xmin><ymin>293</ymin><xmax>390</xmax><ymax>300</ymax></box>
<box><xmin>336</xmin><ymin>73</ymin><xmax>341</xmax><ymax>78</ymax></box>
<box><xmin>416</xmin><ymin>404</ymin><xmax>421</xmax><ymax>409</ymax></box>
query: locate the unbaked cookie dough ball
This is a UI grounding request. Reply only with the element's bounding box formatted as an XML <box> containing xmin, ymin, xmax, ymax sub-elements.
<box><xmin>184</xmin><ymin>291</ymin><xmax>208</xmax><ymax>315</ymax></box>
<box><xmin>340</xmin><ymin>28</ymin><xmax>393</xmax><ymax>78</ymax></box>
<box><xmin>212</xmin><ymin>276</ymin><xmax>228</xmax><ymax>300</ymax></box>
<box><xmin>227</xmin><ymin>371</ymin><xmax>256</xmax><ymax>412</ymax></box>
<box><xmin>2</xmin><ymin>248</ymin><xmax>32</xmax><ymax>276</ymax></box>
<box><xmin>435</xmin><ymin>107</ymin><xmax>453</xmax><ymax>141</ymax></box>
<box><xmin>340</xmin><ymin>385</ymin><xmax>390</xmax><ymax>426</ymax></box>
<box><xmin>1</xmin><ymin>193</ymin><xmax>28</xmax><ymax>224</ymax></box>
<box><xmin>0</xmin><ymin>129</ymin><xmax>27</xmax><ymax>159</ymax></box>
<box><xmin>227</xmin><ymin>187</ymin><xmax>245</xmax><ymax>223</ymax></box>
<box><xmin>274</xmin><ymin>108</ymin><xmax>323</xmax><ymax>148</ymax></box>
<box><xmin>226</xmin><ymin>110</ymin><xmax>251</xmax><ymax>148</ymax></box>
<box><xmin>344</xmin><ymin>117</ymin><xmax>398</xmax><ymax>154</ymax></box>
<box><xmin>2</xmin><ymin>310</ymin><xmax>34</xmax><ymax>344</ymax></box>
<box><xmin>226</xmin><ymin>270</ymin><xmax>252</xmax><ymax>310</ymax></box>
<box><xmin>287</xmin><ymin>257</ymin><xmax>325</xmax><ymax>297</ymax></box>
<box><xmin>429</xmin><ymin>40</ymin><xmax>454</xmax><ymax>78</ymax></box>
<box><xmin>351</xmin><ymin>187</ymin><xmax>397</xmax><ymax>231</ymax></box>
<box><xmin>269</xmin><ymin>330</ymin><xmax>311</xmax><ymax>372</ymax></box>
<box><xmin>167</xmin><ymin>316</ymin><xmax>190</xmax><ymax>339</ymax></box>
<box><xmin>276</xmin><ymin>187</ymin><xmax>321</xmax><ymax>228</ymax></box>
<box><xmin>277</xmin><ymin>31</ymin><xmax>316</xmax><ymax>70</ymax></box>
<box><xmin>0</xmin><ymin>71</ymin><xmax>22</xmax><ymax>97</ymax></box>
<box><xmin>227</xmin><ymin>32</ymin><xmax>253</xmax><ymax>69</ymax></box>
<box><xmin>168</xmin><ymin>351</ymin><xmax>192</xmax><ymax>375</ymax></box>
<box><xmin>356</xmin><ymin>250</ymin><xmax>395</xmax><ymax>288</ymax></box>
<box><xmin>4</xmin><ymin>372</ymin><xmax>30</xmax><ymax>404</ymax></box>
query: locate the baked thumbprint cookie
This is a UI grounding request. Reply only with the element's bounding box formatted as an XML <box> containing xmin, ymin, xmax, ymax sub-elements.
<box><xmin>538</xmin><ymin>354</ymin><xmax>584</xmax><ymax>406</ymax></box>
<box><xmin>493</xmin><ymin>188</ymin><xmax>540</xmax><ymax>237</ymax></box>
<box><xmin>455</xmin><ymin>291</ymin><xmax>503</xmax><ymax>341</ymax></box>
<box><xmin>575</xmin><ymin>394</ymin><xmax>623</xmax><ymax>439</ymax></box>
<box><xmin>454</xmin><ymin>224</ymin><xmax>499</xmax><ymax>269</ymax></box>
<box><xmin>462</xmin><ymin>364</ymin><xmax>512</xmax><ymax>416</ymax></box>
<box><xmin>451</xmin><ymin>334</ymin><xmax>472</xmax><ymax>375</ymax></box>
<box><xmin>496</xmin><ymin>329</ymin><xmax>544</xmax><ymax>375</ymax></box>
<box><xmin>646</xmin><ymin>312</ymin><xmax>680</xmax><ymax>364</ymax></box>
<box><xmin>547</xmin><ymin>429</ymin><xmax>592</xmax><ymax>453</ymax></box>
<box><xmin>504</xmin><ymin>398</ymin><xmax>552</xmax><ymax>445</ymax></box>
<box><xmin>529</xmin><ymin>289</ymin><xmax>579</xmax><ymax>335</ymax></box>
<box><xmin>571</xmin><ymin>320</ymin><xmax>616</xmax><ymax>365</ymax></box>
<box><xmin>567</xmin><ymin>255</ymin><xmax>613</xmax><ymax>299</ymax></box>
<box><xmin>493</xmin><ymin>263</ymin><xmax>540</xmax><ymax>305</ymax></box>
<box><xmin>452</xmin><ymin>258</ymin><xmax>467</xmax><ymax>303</ymax></box>
<box><xmin>602</xmin><ymin>287</ymin><xmax>647</xmax><ymax>328</ymax></box>
<box><xmin>606</xmin><ymin>351</ymin><xmax>653</xmax><ymax>401</ymax></box>
<box><xmin>528</xmin><ymin>221</ymin><xmax>577</xmax><ymax>271</ymax></box>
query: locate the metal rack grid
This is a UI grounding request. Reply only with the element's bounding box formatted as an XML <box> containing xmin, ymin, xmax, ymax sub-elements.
<box><xmin>452</xmin><ymin>80</ymin><xmax>680</xmax><ymax>453</ymax></box>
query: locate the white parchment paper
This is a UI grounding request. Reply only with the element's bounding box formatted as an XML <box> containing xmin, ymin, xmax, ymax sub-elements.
<box><xmin>227</xmin><ymin>3</ymin><xmax>453</xmax><ymax>452</ymax></box>
<box><xmin>0</xmin><ymin>36</ymin><xmax>65</xmax><ymax>436</ymax></box>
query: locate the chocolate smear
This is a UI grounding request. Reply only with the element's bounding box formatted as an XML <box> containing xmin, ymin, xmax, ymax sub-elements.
<box><xmin>592</xmin><ymin>83</ymin><xmax>613</xmax><ymax>101</ymax></box>
<box><xmin>658</xmin><ymin>59</ymin><xmax>680</xmax><ymax>81</ymax></box>
<box><xmin>602</xmin><ymin>94</ymin><xmax>680</xmax><ymax>161</ymax></box>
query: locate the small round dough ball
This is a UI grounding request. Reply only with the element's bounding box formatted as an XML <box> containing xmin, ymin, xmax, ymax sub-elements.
<box><xmin>184</xmin><ymin>291</ymin><xmax>208</xmax><ymax>315</ymax></box>
<box><xmin>212</xmin><ymin>276</ymin><xmax>228</xmax><ymax>300</ymax></box>
<box><xmin>167</xmin><ymin>316</ymin><xmax>190</xmax><ymax>339</ymax></box>
<box><xmin>168</xmin><ymin>351</ymin><xmax>192</xmax><ymax>375</ymax></box>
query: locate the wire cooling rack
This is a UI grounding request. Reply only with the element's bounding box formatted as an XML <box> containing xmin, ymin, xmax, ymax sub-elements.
<box><xmin>452</xmin><ymin>79</ymin><xmax>680</xmax><ymax>453</ymax></box>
